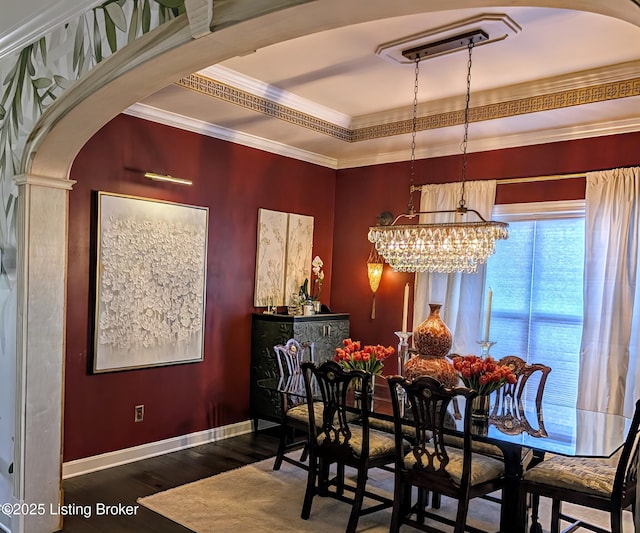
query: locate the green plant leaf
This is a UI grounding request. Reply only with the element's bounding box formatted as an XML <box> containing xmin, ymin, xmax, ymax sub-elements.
<box><xmin>39</xmin><ymin>36</ymin><xmax>47</xmax><ymax>63</ymax></box>
<box><xmin>73</xmin><ymin>19</ymin><xmax>85</xmax><ymax>71</ymax></box>
<box><xmin>33</xmin><ymin>77</ymin><xmax>53</xmax><ymax>89</ymax></box>
<box><xmin>13</xmin><ymin>85</ymin><xmax>23</xmax><ymax>124</ymax></box>
<box><xmin>93</xmin><ymin>13</ymin><xmax>103</xmax><ymax>63</ymax></box>
<box><xmin>26</xmin><ymin>54</ymin><xmax>35</xmax><ymax>77</ymax></box>
<box><xmin>104</xmin><ymin>2</ymin><xmax>127</xmax><ymax>32</ymax></box>
<box><xmin>128</xmin><ymin>1</ymin><xmax>139</xmax><ymax>44</ymax></box>
<box><xmin>3</xmin><ymin>64</ymin><xmax>16</xmax><ymax>87</ymax></box>
<box><xmin>53</xmin><ymin>75</ymin><xmax>71</xmax><ymax>90</ymax></box>
<box><xmin>104</xmin><ymin>12</ymin><xmax>117</xmax><ymax>53</ymax></box>
<box><xmin>154</xmin><ymin>0</ymin><xmax>184</xmax><ymax>8</ymax></box>
<box><xmin>0</xmin><ymin>104</ymin><xmax>5</xmax><ymax>120</ymax></box>
<box><xmin>142</xmin><ymin>0</ymin><xmax>151</xmax><ymax>33</ymax></box>
<box><xmin>5</xmin><ymin>195</ymin><xmax>14</xmax><ymax>219</ymax></box>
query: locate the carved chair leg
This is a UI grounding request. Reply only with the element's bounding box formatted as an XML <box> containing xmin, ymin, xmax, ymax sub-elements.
<box><xmin>551</xmin><ymin>499</ymin><xmax>562</xmax><ymax>533</ymax></box>
<box><xmin>529</xmin><ymin>493</ymin><xmax>543</xmax><ymax>533</ymax></box>
<box><xmin>390</xmin><ymin>474</ymin><xmax>404</xmax><ymax>533</ymax></box>
<box><xmin>432</xmin><ymin>491</ymin><xmax>442</xmax><ymax>509</ymax></box>
<box><xmin>453</xmin><ymin>499</ymin><xmax>470</xmax><ymax>533</ymax></box>
<box><xmin>337</xmin><ymin>463</ymin><xmax>345</xmax><ymax>497</ymax></box>
<box><xmin>273</xmin><ymin>422</ymin><xmax>289</xmax><ymax>471</ymax></box>
<box><xmin>611</xmin><ymin>508</ymin><xmax>623</xmax><ymax>533</ymax></box>
<box><xmin>301</xmin><ymin>453</ymin><xmax>317</xmax><ymax>519</ymax></box>
<box><xmin>318</xmin><ymin>459</ymin><xmax>330</xmax><ymax>497</ymax></box>
<box><xmin>417</xmin><ymin>488</ymin><xmax>427</xmax><ymax>524</ymax></box>
<box><xmin>346</xmin><ymin>466</ymin><xmax>367</xmax><ymax>533</ymax></box>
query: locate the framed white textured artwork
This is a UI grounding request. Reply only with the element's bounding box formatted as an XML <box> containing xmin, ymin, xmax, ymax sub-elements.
<box><xmin>93</xmin><ymin>192</ymin><xmax>209</xmax><ymax>373</ymax></box>
<box><xmin>254</xmin><ymin>209</ymin><xmax>314</xmax><ymax>307</ymax></box>
<box><xmin>254</xmin><ymin>208</ymin><xmax>288</xmax><ymax>307</ymax></box>
<box><xmin>284</xmin><ymin>213</ymin><xmax>314</xmax><ymax>302</ymax></box>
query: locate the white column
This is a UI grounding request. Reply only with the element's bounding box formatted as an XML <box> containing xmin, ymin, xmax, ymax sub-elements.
<box><xmin>12</xmin><ymin>174</ymin><xmax>74</xmax><ymax>533</ymax></box>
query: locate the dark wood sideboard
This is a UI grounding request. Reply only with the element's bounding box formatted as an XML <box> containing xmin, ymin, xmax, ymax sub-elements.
<box><xmin>250</xmin><ymin>312</ymin><xmax>350</xmax><ymax>425</ymax></box>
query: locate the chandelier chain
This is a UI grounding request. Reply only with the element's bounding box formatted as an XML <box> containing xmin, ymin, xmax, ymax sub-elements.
<box><xmin>408</xmin><ymin>57</ymin><xmax>420</xmax><ymax>214</ymax></box>
<box><xmin>459</xmin><ymin>40</ymin><xmax>474</xmax><ymax>210</ymax></box>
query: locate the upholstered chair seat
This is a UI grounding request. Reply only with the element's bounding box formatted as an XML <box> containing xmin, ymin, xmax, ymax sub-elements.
<box><xmin>521</xmin><ymin>400</ymin><xmax>640</xmax><ymax>533</ymax></box>
<box><xmin>403</xmin><ymin>444</ymin><xmax>505</xmax><ymax>487</ymax></box>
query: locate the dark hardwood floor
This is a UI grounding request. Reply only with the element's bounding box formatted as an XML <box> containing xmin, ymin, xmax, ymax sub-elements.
<box><xmin>59</xmin><ymin>429</ymin><xmax>280</xmax><ymax>532</ymax></box>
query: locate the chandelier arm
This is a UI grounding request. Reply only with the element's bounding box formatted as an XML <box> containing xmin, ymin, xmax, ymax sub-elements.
<box><xmin>392</xmin><ymin>207</ymin><xmax>489</xmax><ymax>224</ymax></box>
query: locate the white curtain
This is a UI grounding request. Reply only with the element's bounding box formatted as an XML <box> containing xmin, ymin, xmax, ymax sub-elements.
<box><xmin>578</xmin><ymin>167</ymin><xmax>640</xmax><ymax>416</ymax></box>
<box><xmin>413</xmin><ymin>180</ymin><xmax>498</xmax><ymax>356</ymax></box>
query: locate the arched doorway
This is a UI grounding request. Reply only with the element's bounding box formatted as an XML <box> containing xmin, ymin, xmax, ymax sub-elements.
<box><xmin>15</xmin><ymin>1</ymin><xmax>640</xmax><ymax>531</ymax></box>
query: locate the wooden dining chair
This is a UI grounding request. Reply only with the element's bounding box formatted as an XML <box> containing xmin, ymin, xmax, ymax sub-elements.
<box><xmin>495</xmin><ymin>355</ymin><xmax>551</xmax><ymax>408</ymax></box>
<box><xmin>472</xmin><ymin>356</ymin><xmax>551</xmax><ymax>510</ymax></box>
<box><xmin>521</xmin><ymin>398</ymin><xmax>640</xmax><ymax>533</ymax></box>
<box><xmin>387</xmin><ymin>375</ymin><xmax>505</xmax><ymax>533</ymax></box>
<box><xmin>300</xmin><ymin>361</ymin><xmax>400</xmax><ymax>533</ymax></box>
<box><xmin>272</xmin><ymin>338</ymin><xmax>315</xmax><ymax>471</ymax></box>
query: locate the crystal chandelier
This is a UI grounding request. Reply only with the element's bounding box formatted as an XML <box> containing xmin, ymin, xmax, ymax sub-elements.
<box><xmin>368</xmin><ymin>31</ymin><xmax>508</xmax><ymax>273</ymax></box>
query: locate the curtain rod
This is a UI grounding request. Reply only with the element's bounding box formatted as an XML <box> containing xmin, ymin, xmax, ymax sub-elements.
<box><xmin>496</xmin><ymin>172</ymin><xmax>585</xmax><ymax>184</ymax></box>
<box><xmin>414</xmin><ymin>172</ymin><xmax>586</xmax><ymax>189</ymax></box>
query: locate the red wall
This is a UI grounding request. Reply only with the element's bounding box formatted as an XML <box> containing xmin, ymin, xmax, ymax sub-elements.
<box><xmin>65</xmin><ymin>115</ymin><xmax>640</xmax><ymax>461</ymax></box>
<box><xmin>331</xmin><ymin>132</ymin><xmax>640</xmax><ymax>367</ymax></box>
<box><xmin>65</xmin><ymin>114</ymin><xmax>336</xmax><ymax>461</ymax></box>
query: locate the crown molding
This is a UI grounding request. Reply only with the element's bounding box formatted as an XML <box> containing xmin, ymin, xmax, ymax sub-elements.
<box><xmin>124</xmin><ymin>103</ymin><xmax>339</xmax><ymax>169</ymax></box>
<box><xmin>198</xmin><ymin>64</ymin><xmax>352</xmax><ymax>127</ymax></box>
<box><xmin>0</xmin><ymin>0</ymin><xmax>102</xmax><ymax>60</ymax></box>
<box><xmin>351</xmin><ymin>60</ymin><xmax>640</xmax><ymax>128</ymax></box>
<box><xmin>336</xmin><ymin>116</ymin><xmax>640</xmax><ymax>169</ymax></box>
<box><xmin>125</xmin><ymin>101</ymin><xmax>640</xmax><ymax>171</ymax></box>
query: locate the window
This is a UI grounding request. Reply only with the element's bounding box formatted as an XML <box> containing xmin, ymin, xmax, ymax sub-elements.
<box><xmin>484</xmin><ymin>201</ymin><xmax>585</xmax><ymax>408</ymax></box>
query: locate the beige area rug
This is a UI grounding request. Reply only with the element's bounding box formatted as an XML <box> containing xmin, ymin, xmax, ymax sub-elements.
<box><xmin>138</xmin><ymin>456</ymin><xmax>633</xmax><ymax>532</ymax></box>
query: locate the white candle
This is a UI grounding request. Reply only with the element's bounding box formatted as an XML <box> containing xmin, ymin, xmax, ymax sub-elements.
<box><xmin>484</xmin><ymin>287</ymin><xmax>493</xmax><ymax>342</ymax></box>
<box><xmin>402</xmin><ymin>283</ymin><xmax>409</xmax><ymax>333</ymax></box>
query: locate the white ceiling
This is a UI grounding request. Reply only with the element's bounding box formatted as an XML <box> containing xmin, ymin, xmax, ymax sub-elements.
<box><xmin>136</xmin><ymin>4</ymin><xmax>640</xmax><ymax>169</ymax></box>
<box><xmin>4</xmin><ymin>2</ymin><xmax>640</xmax><ymax>170</ymax></box>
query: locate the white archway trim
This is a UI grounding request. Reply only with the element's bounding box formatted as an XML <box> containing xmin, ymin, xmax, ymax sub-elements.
<box><xmin>11</xmin><ymin>3</ymin><xmax>640</xmax><ymax>533</ymax></box>
<box><xmin>14</xmin><ymin>173</ymin><xmax>73</xmax><ymax>533</ymax></box>
<box><xmin>14</xmin><ymin>175</ymin><xmax>76</xmax><ymax>190</ymax></box>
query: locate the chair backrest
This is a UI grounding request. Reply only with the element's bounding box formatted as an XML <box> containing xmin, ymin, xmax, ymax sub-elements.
<box><xmin>498</xmin><ymin>355</ymin><xmax>551</xmax><ymax>406</ymax></box>
<box><xmin>301</xmin><ymin>361</ymin><xmax>369</xmax><ymax>459</ymax></box>
<box><xmin>388</xmin><ymin>375</ymin><xmax>477</xmax><ymax>493</ymax></box>
<box><xmin>488</xmin><ymin>356</ymin><xmax>551</xmax><ymax>437</ymax></box>
<box><xmin>274</xmin><ymin>339</ymin><xmax>314</xmax><ymax>407</ymax></box>
<box><xmin>274</xmin><ymin>338</ymin><xmax>315</xmax><ymax>378</ymax></box>
<box><xmin>612</xmin><ymin>399</ymin><xmax>640</xmax><ymax>507</ymax></box>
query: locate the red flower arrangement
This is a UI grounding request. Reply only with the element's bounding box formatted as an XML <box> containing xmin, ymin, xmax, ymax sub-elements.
<box><xmin>334</xmin><ymin>338</ymin><xmax>395</xmax><ymax>375</ymax></box>
<box><xmin>451</xmin><ymin>355</ymin><xmax>517</xmax><ymax>395</ymax></box>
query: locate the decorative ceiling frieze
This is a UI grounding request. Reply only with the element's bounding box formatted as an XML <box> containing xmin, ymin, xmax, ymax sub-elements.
<box><xmin>176</xmin><ymin>72</ymin><xmax>640</xmax><ymax>143</ymax></box>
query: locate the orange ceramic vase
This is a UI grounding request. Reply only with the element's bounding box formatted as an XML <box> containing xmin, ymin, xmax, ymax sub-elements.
<box><xmin>404</xmin><ymin>303</ymin><xmax>458</xmax><ymax>387</ymax></box>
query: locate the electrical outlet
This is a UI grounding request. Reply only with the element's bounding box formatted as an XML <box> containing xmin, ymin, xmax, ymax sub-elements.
<box><xmin>134</xmin><ymin>405</ymin><xmax>144</xmax><ymax>422</ymax></box>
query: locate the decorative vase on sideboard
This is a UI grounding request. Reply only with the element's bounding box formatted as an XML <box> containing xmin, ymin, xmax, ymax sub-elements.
<box><xmin>404</xmin><ymin>303</ymin><xmax>458</xmax><ymax>387</ymax></box>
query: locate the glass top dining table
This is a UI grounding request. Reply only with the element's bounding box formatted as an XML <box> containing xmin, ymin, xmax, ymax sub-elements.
<box><xmin>258</xmin><ymin>374</ymin><xmax>632</xmax><ymax>533</ymax></box>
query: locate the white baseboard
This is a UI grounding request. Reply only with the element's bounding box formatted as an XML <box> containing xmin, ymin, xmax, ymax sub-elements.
<box><xmin>62</xmin><ymin>419</ymin><xmax>274</xmax><ymax>479</ymax></box>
